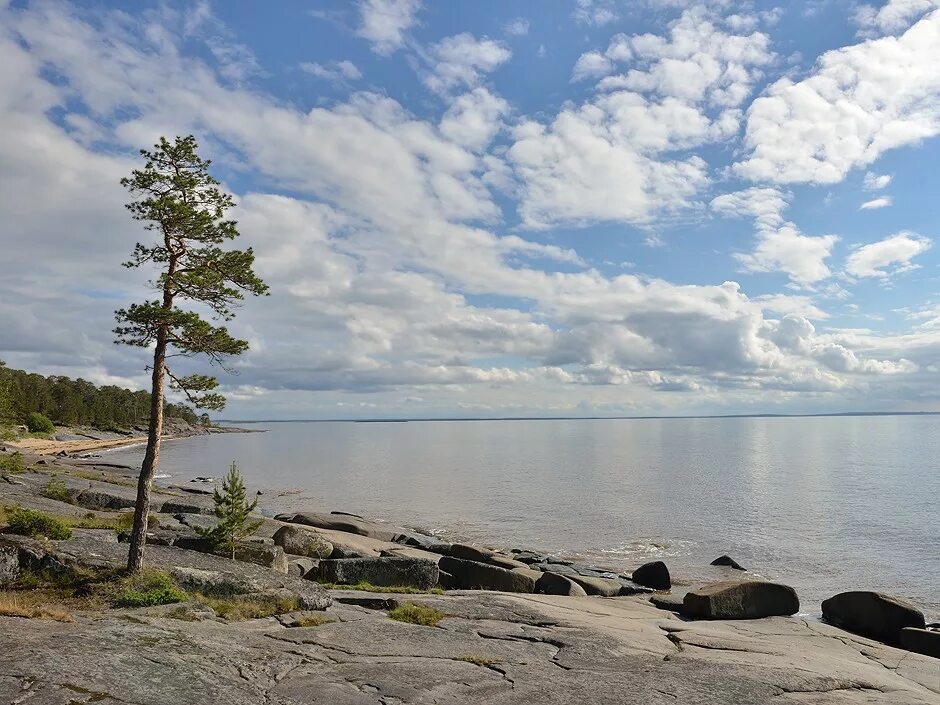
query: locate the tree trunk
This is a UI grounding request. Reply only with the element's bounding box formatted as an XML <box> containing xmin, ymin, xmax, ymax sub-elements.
<box><xmin>126</xmin><ymin>328</ymin><xmax>167</xmax><ymax>572</ymax></box>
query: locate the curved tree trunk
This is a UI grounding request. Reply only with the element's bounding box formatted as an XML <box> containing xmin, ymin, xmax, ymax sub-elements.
<box><xmin>126</xmin><ymin>329</ymin><xmax>167</xmax><ymax>572</ymax></box>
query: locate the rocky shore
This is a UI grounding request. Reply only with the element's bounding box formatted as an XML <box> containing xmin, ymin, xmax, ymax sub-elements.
<box><xmin>0</xmin><ymin>449</ymin><xmax>938</xmax><ymax>704</ymax></box>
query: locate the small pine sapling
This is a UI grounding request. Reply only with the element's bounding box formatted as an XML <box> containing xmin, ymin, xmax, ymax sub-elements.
<box><xmin>197</xmin><ymin>461</ymin><xmax>263</xmax><ymax>559</ymax></box>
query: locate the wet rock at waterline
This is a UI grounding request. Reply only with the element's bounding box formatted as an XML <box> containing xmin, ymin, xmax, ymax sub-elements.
<box><xmin>710</xmin><ymin>555</ymin><xmax>746</xmax><ymax>571</ymax></box>
<box><xmin>821</xmin><ymin>591</ymin><xmax>926</xmax><ymax>646</ymax></box>
<box><xmin>631</xmin><ymin>560</ymin><xmax>671</xmax><ymax>590</ymax></box>
<box><xmin>683</xmin><ymin>580</ymin><xmax>799</xmax><ymax>619</ymax></box>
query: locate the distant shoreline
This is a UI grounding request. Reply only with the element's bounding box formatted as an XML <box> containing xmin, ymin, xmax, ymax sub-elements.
<box><xmin>219</xmin><ymin>410</ymin><xmax>940</xmax><ymax>424</ymax></box>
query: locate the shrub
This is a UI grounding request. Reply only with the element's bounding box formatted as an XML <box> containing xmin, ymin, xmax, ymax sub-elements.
<box><xmin>114</xmin><ymin>571</ymin><xmax>187</xmax><ymax>608</ymax></box>
<box><xmin>197</xmin><ymin>461</ymin><xmax>262</xmax><ymax>558</ymax></box>
<box><xmin>41</xmin><ymin>478</ymin><xmax>70</xmax><ymax>503</ymax></box>
<box><xmin>6</xmin><ymin>507</ymin><xmax>72</xmax><ymax>540</ymax></box>
<box><xmin>25</xmin><ymin>412</ymin><xmax>55</xmax><ymax>434</ymax></box>
<box><xmin>0</xmin><ymin>452</ymin><xmax>25</xmax><ymax>474</ymax></box>
<box><xmin>387</xmin><ymin>602</ymin><xmax>446</xmax><ymax>627</ymax></box>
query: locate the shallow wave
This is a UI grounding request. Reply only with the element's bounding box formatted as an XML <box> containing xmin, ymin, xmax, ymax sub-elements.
<box><xmin>601</xmin><ymin>538</ymin><xmax>697</xmax><ymax>560</ymax></box>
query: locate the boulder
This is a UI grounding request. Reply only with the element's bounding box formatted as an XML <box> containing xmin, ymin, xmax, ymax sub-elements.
<box><xmin>438</xmin><ymin>556</ymin><xmax>535</xmax><ymax>593</ymax></box>
<box><xmin>67</xmin><ymin>486</ymin><xmax>137</xmax><ymax>511</ymax></box>
<box><xmin>532</xmin><ymin>562</ymin><xmax>578</xmax><ymax>576</ymax></box>
<box><xmin>287</xmin><ymin>558</ymin><xmax>318</xmax><ymax>578</ymax></box>
<box><xmin>617</xmin><ymin>579</ymin><xmax>655</xmax><ymax>596</ymax></box>
<box><xmin>0</xmin><ymin>543</ymin><xmax>18</xmax><ymax>585</ymax></box>
<box><xmin>446</xmin><ymin>543</ymin><xmax>494</xmax><ymax>563</ymax></box>
<box><xmin>535</xmin><ymin>571</ymin><xmax>587</xmax><ymax>596</ymax></box>
<box><xmin>568</xmin><ymin>574</ymin><xmax>623</xmax><ymax>597</ymax></box>
<box><xmin>487</xmin><ymin>554</ymin><xmax>530</xmax><ymax>571</ymax></box>
<box><xmin>275</xmin><ymin>512</ymin><xmax>398</xmax><ymax>542</ymax></box>
<box><xmin>683</xmin><ymin>580</ymin><xmax>799</xmax><ymax>619</ymax></box>
<box><xmin>631</xmin><ymin>561</ymin><xmax>671</xmax><ymax>590</ymax></box>
<box><xmin>509</xmin><ymin>550</ymin><xmax>546</xmax><ymax>565</ymax></box>
<box><xmin>710</xmin><ymin>555</ymin><xmax>746</xmax><ymax>571</ymax></box>
<box><xmin>650</xmin><ymin>593</ymin><xmax>685</xmax><ymax>612</ymax></box>
<box><xmin>821</xmin><ymin>591</ymin><xmax>925</xmax><ymax>645</ymax></box>
<box><xmin>392</xmin><ymin>532</ymin><xmax>451</xmax><ymax>553</ymax></box>
<box><xmin>233</xmin><ymin>543</ymin><xmax>288</xmax><ymax>573</ymax></box>
<box><xmin>899</xmin><ymin>627</ymin><xmax>940</xmax><ymax>659</ymax></box>
<box><xmin>315</xmin><ymin>557</ymin><xmax>439</xmax><ymax>591</ymax></box>
<box><xmin>170</xmin><ymin>567</ymin><xmax>329</xmax><ymax>611</ymax></box>
<box><xmin>273</xmin><ymin>525</ymin><xmax>333</xmax><ymax>558</ymax></box>
<box><xmin>437</xmin><ymin>569</ymin><xmax>457</xmax><ymax>590</ymax></box>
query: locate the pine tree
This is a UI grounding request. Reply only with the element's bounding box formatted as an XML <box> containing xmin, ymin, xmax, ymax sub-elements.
<box><xmin>116</xmin><ymin>135</ymin><xmax>268</xmax><ymax>572</ymax></box>
<box><xmin>197</xmin><ymin>461</ymin><xmax>263</xmax><ymax>559</ymax></box>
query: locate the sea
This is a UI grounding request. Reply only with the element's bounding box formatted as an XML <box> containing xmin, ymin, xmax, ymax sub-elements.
<box><xmin>104</xmin><ymin>415</ymin><xmax>940</xmax><ymax>620</ymax></box>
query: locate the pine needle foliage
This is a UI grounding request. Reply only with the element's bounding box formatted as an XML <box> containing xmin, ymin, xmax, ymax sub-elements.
<box><xmin>197</xmin><ymin>462</ymin><xmax>263</xmax><ymax>559</ymax></box>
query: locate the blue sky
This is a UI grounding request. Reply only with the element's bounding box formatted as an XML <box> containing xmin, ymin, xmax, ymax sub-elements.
<box><xmin>1</xmin><ymin>0</ymin><xmax>939</xmax><ymax>418</ymax></box>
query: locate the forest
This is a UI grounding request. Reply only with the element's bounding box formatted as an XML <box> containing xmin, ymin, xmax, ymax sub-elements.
<box><xmin>0</xmin><ymin>360</ymin><xmax>200</xmax><ymax>430</ymax></box>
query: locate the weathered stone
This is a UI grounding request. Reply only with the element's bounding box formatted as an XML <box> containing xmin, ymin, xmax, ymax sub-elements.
<box><xmin>67</xmin><ymin>486</ymin><xmax>137</xmax><ymax>510</ymax></box>
<box><xmin>160</xmin><ymin>499</ymin><xmax>212</xmax><ymax>515</ymax></box>
<box><xmin>275</xmin><ymin>512</ymin><xmax>399</xmax><ymax>542</ymax></box>
<box><xmin>533</xmin><ymin>562</ymin><xmax>578</xmax><ymax>576</ymax></box>
<box><xmin>233</xmin><ymin>542</ymin><xmax>288</xmax><ymax>573</ymax></box>
<box><xmin>487</xmin><ymin>553</ymin><xmax>530</xmax><ymax>571</ymax></box>
<box><xmin>822</xmin><ymin>591</ymin><xmax>926</xmax><ymax>645</ymax></box>
<box><xmin>174</xmin><ymin>513</ymin><xmax>218</xmax><ymax>531</ymax></box>
<box><xmin>272</xmin><ymin>525</ymin><xmax>333</xmax><ymax>558</ymax></box>
<box><xmin>392</xmin><ymin>531</ymin><xmax>451</xmax><ymax>553</ymax></box>
<box><xmin>437</xmin><ymin>569</ymin><xmax>457</xmax><ymax>590</ymax></box>
<box><xmin>900</xmin><ymin>627</ymin><xmax>940</xmax><ymax>659</ymax></box>
<box><xmin>711</xmin><ymin>555</ymin><xmax>746</xmax><ymax>570</ymax></box>
<box><xmin>535</xmin><ymin>571</ymin><xmax>587</xmax><ymax>596</ymax></box>
<box><xmin>446</xmin><ymin>543</ymin><xmax>494</xmax><ymax>563</ymax></box>
<box><xmin>683</xmin><ymin>580</ymin><xmax>799</xmax><ymax>619</ymax></box>
<box><xmin>333</xmin><ymin>595</ymin><xmax>399</xmax><ymax>610</ymax></box>
<box><xmin>171</xmin><ymin>567</ymin><xmax>328</xmax><ymax>610</ymax></box>
<box><xmin>617</xmin><ymin>579</ymin><xmax>654</xmax><ymax>596</ymax></box>
<box><xmin>315</xmin><ymin>557</ymin><xmax>439</xmax><ymax>590</ymax></box>
<box><xmin>631</xmin><ymin>560</ymin><xmax>671</xmax><ymax>590</ymax></box>
<box><xmin>568</xmin><ymin>574</ymin><xmax>623</xmax><ymax>597</ymax></box>
<box><xmin>287</xmin><ymin>557</ymin><xmax>318</xmax><ymax>578</ymax></box>
<box><xmin>509</xmin><ymin>549</ymin><xmax>546</xmax><ymax>564</ymax></box>
<box><xmin>650</xmin><ymin>593</ymin><xmax>685</xmax><ymax>612</ymax></box>
<box><xmin>0</xmin><ymin>543</ymin><xmax>18</xmax><ymax>585</ymax></box>
<box><xmin>438</xmin><ymin>555</ymin><xmax>535</xmax><ymax>593</ymax></box>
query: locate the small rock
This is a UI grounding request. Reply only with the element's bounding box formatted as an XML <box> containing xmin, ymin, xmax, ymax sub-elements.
<box><xmin>535</xmin><ymin>571</ymin><xmax>587</xmax><ymax>596</ymax></box>
<box><xmin>710</xmin><ymin>555</ymin><xmax>746</xmax><ymax>571</ymax></box>
<box><xmin>509</xmin><ymin>550</ymin><xmax>545</xmax><ymax>564</ymax></box>
<box><xmin>273</xmin><ymin>525</ymin><xmax>333</xmax><ymax>559</ymax></box>
<box><xmin>568</xmin><ymin>574</ymin><xmax>622</xmax><ymax>597</ymax></box>
<box><xmin>683</xmin><ymin>580</ymin><xmax>799</xmax><ymax>619</ymax></box>
<box><xmin>821</xmin><ymin>591</ymin><xmax>925</xmax><ymax>646</ymax></box>
<box><xmin>631</xmin><ymin>561</ymin><xmax>671</xmax><ymax>590</ymax></box>
<box><xmin>287</xmin><ymin>558</ymin><xmax>318</xmax><ymax>578</ymax></box>
<box><xmin>446</xmin><ymin>544</ymin><xmax>495</xmax><ymax>563</ymax></box>
<box><xmin>900</xmin><ymin>627</ymin><xmax>940</xmax><ymax>659</ymax></box>
<box><xmin>650</xmin><ymin>593</ymin><xmax>685</xmax><ymax>612</ymax></box>
<box><xmin>617</xmin><ymin>579</ymin><xmax>654</xmax><ymax>596</ymax></box>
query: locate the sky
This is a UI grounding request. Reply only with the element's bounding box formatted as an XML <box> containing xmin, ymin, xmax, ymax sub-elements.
<box><xmin>1</xmin><ymin>0</ymin><xmax>939</xmax><ymax>420</ymax></box>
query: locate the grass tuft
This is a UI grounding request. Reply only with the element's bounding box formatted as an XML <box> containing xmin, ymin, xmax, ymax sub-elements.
<box><xmin>6</xmin><ymin>507</ymin><xmax>72</xmax><ymax>539</ymax></box>
<box><xmin>456</xmin><ymin>655</ymin><xmax>501</xmax><ymax>667</ymax></box>
<box><xmin>387</xmin><ymin>602</ymin><xmax>447</xmax><ymax>627</ymax></box>
<box><xmin>41</xmin><ymin>477</ymin><xmax>71</xmax><ymax>503</ymax></box>
<box><xmin>0</xmin><ymin>452</ymin><xmax>26</xmax><ymax>474</ymax></box>
<box><xmin>112</xmin><ymin>571</ymin><xmax>187</xmax><ymax>608</ymax></box>
<box><xmin>192</xmin><ymin>593</ymin><xmax>299</xmax><ymax>621</ymax></box>
<box><xmin>290</xmin><ymin>613</ymin><xmax>334</xmax><ymax>628</ymax></box>
<box><xmin>0</xmin><ymin>591</ymin><xmax>73</xmax><ymax>622</ymax></box>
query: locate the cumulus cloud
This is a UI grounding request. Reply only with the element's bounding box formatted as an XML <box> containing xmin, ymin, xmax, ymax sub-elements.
<box><xmin>571</xmin><ymin>51</ymin><xmax>613</xmax><ymax>82</ymax></box>
<box><xmin>854</xmin><ymin>0</ymin><xmax>939</xmax><ymax>35</ymax></box>
<box><xmin>439</xmin><ymin>87</ymin><xmax>509</xmax><ymax>152</ymax></box>
<box><xmin>735</xmin><ymin>9</ymin><xmax>940</xmax><ymax>184</ymax></box>
<box><xmin>572</xmin><ymin>0</ymin><xmax>618</xmax><ymax>26</ymax></box>
<box><xmin>845</xmin><ymin>232</ymin><xmax>932</xmax><ymax>277</ymax></box>
<box><xmin>356</xmin><ymin>0</ymin><xmax>422</xmax><ymax>55</ymax></box>
<box><xmin>863</xmin><ymin>171</ymin><xmax>892</xmax><ymax>190</ymax></box>
<box><xmin>422</xmin><ymin>33</ymin><xmax>512</xmax><ymax>94</ymax></box>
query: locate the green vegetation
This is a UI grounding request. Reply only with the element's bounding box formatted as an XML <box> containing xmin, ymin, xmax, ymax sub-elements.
<box><xmin>197</xmin><ymin>461</ymin><xmax>262</xmax><ymax>559</ymax></box>
<box><xmin>290</xmin><ymin>613</ymin><xmax>335</xmax><ymax>627</ymax></box>
<box><xmin>6</xmin><ymin>507</ymin><xmax>73</xmax><ymax>539</ymax></box>
<box><xmin>456</xmin><ymin>655</ymin><xmax>501</xmax><ymax>667</ymax></box>
<box><xmin>387</xmin><ymin>602</ymin><xmax>447</xmax><ymax>626</ymax></box>
<box><xmin>113</xmin><ymin>571</ymin><xmax>187</xmax><ymax>608</ymax></box>
<box><xmin>0</xmin><ymin>452</ymin><xmax>25</xmax><ymax>474</ymax></box>
<box><xmin>25</xmin><ymin>411</ymin><xmax>55</xmax><ymax>434</ymax></box>
<box><xmin>316</xmin><ymin>580</ymin><xmax>444</xmax><ymax>595</ymax></box>
<box><xmin>0</xmin><ymin>360</ymin><xmax>199</xmax><ymax>431</ymax></box>
<box><xmin>192</xmin><ymin>593</ymin><xmax>298</xmax><ymax>621</ymax></box>
<box><xmin>41</xmin><ymin>477</ymin><xmax>70</xmax><ymax>503</ymax></box>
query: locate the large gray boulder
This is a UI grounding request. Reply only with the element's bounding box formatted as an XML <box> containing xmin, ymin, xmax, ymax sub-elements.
<box><xmin>233</xmin><ymin>542</ymin><xmax>288</xmax><ymax>574</ymax></box>
<box><xmin>568</xmin><ymin>574</ymin><xmax>623</xmax><ymax>597</ymax></box>
<box><xmin>446</xmin><ymin>543</ymin><xmax>495</xmax><ymax>563</ymax></box>
<box><xmin>272</xmin><ymin>525</ymin><xmax>333</xmax><ymax>558</ymax></box>
<box><xmin>900</xmin><ymin>627</ymin><xmax>940</xmax><ymax>659</ymax></box>
<box><xmin>287</xmin><ymin>557</ymin><xmax>318</xmax><ymax>578</ymax></box>
<box><xmin>439</xmin><ymin>556</ymin><xmax>535</xmax><ymax>593</ymax></box>
<box><xmin>821</xmin><ymin>591</ymin><xmax>925</xmax><ymax>645</ymax></box>
<box><xmin>535</xmin><ymin>571</ymin><xmax>587</xmax><ymax>596</ymax></box>
<box><xmin>315</xmin><ymin>557</ymin><xmax>439</xmax><ymax>590</ymax></box>
<box><xmin>683</xmin><ymin>580</ymin><xmax>799</xmax><ymax>619</ymax></box>
<box><xmin>170</xmin><ymin>567</ymin><xmax>329</xmax><ymax>611</ymax></box>
<box><xmin>275</xmin><ymin>512</ymin><xmax>398</xmax><ymax>542</ymax></box>
<box><xmin>631</xmin><ymin>560</ymin><xmax>670</xmax><ymax>590</ymax></box>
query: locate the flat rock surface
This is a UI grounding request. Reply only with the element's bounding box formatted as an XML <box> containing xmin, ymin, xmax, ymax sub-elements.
<box><xmin>1</xmin><ymin>591</ymin><xmax>937</xmax><ymax>704</ymax></box>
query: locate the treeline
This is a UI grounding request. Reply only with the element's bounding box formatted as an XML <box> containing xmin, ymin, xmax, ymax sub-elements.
<box><xmin>0</xmin><ymin>361</ymin><xmax>200</xmax><ymax>430</ymax></box>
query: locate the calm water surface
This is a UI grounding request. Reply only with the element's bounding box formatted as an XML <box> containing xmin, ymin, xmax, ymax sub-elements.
<box><xmin>106</xmin><ymin>416</ymin><xmax>940</xmax><ymax>619</ymax></box>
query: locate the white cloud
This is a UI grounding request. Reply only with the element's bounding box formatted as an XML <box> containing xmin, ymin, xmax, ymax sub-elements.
<box><xmin>356</xmin><ymin>0</ymin><xmax>421</xmax><ymax>55</ymax></box>
<box><xmin>845</xmin><ymin>232</ymin><xmax>932</xmax><ymax>277</ymax></box>
<box><xmin>300</xmin><ymin>59</ymin><xmax>362</xmax><ymax>83</ymax></box>
<box><xmin>571</xmin><ymin>51</ymin><xmax>613</xmax><ymax>82</ymax></box>
<box><xmin>572</xmin><ymin>0</ymin><xmax>618</xmax><ymax>26</ymax></box>
<box><xmin>859</xmin><ymin>196</ymin><xmax>892</xmax><ymax>210</ymax></box>
<box><xmin>503</xmin><ymin>17</ymin><xmax>529</xmax><ymax>36</ymax></box>
<box><xmin>712</xmin><ymin>188</ymin><xmax>839</xmax><ymax>285</ymax></box>
<box><xmin>863</xmin><ymin>171</ymin><xmax>892</xmax><ymax>190</ymax></box>
<box><xmin>439</xmin><ymin>87</ymin><xmax>509</xmax><ymax>152</ymax></box>
<box><xmin>854</xmin><ymin>0</ymin><xmax>939</xmax><ymax>35</ymax></box>
<box><xmin>423</xmin><ymin>33</ymin><xmax>511</xmax><ymax>94</ymax></box>
<box><xmin>736</xmin><ymin>9</ymin><xmax>940</xmax><ymax>184</ymax></box>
